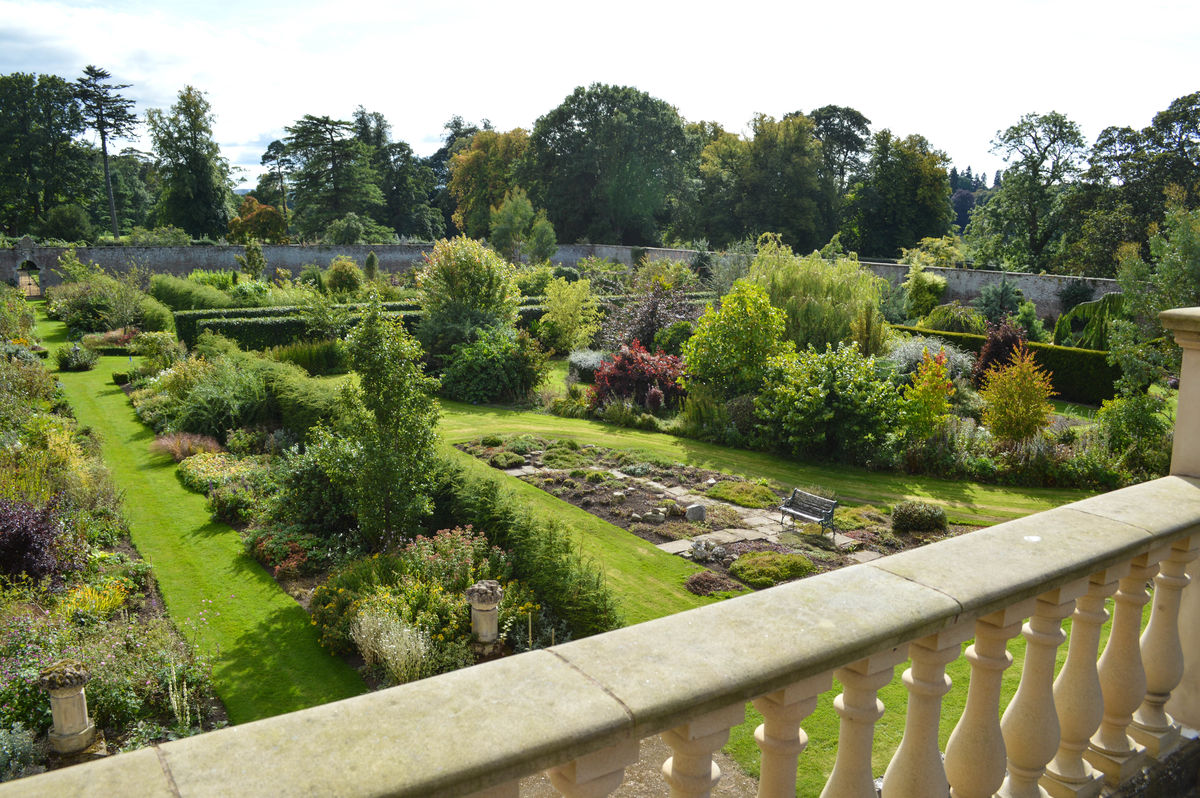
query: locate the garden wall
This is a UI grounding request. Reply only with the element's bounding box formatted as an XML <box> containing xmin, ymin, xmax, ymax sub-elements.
<box><xmin>2</xmin><ymin>240</ymin><xmax>1117</xmax><ymax>315</ymax></box>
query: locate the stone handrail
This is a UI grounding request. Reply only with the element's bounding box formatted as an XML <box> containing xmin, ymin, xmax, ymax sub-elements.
<box><xmin>6</xmin><ymin>307</ymin><xmax>1200</xmax><ymax>797</ymax></box>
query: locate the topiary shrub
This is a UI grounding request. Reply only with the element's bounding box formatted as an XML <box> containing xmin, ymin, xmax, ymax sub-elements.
<box><xmin>729</xmin><ymin>551</ymin><xmax>815</xmax><ymax>588</ymax></box>
<box><xmin>325</xmin><ymin>255</ymin><xmax>364</xmax><ymax>295</ymax></box>
<box><xmin>890</xmin><ymin>501</ymin><xmax>948</xmax><ymax>533</ymax></box>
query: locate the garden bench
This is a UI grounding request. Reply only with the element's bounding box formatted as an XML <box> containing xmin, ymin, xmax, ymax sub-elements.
<box><xmin>779</xmin><ymin>489</ymin><xmax>838</xmax><ymax>537</ymax></box>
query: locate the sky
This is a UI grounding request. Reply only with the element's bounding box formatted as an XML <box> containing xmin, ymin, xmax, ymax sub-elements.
<box><xmin>3</xmin><ymin>0</ymin><xmax>1198</xmax><ymax>190</ymax></box>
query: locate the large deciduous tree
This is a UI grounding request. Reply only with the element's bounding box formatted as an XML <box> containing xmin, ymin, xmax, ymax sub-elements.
<box><xmin>448</xmin><ymin>128</ymin><xmax>528</xmax><ymax>239</ymax></box>
<box><xmin>0</xmin><ymin>72</ymin><xmax>93</xmax><ymax>235</ymax></box>
<box><xmin>285</xmin><ymin>114</ymin><xmax>382</xmax><ymax>240</ymax></box>
<box><xmin>146</xmin><ymin>86</ymin><xmax>234</xmax><ymax>239</ymax></box>
<box><xmin>843</xmin><ymin>130</ymin><xmax>953</xmax><ymax>257</ymax></box>
<box><xmin>966</xmin><ymin>111</ymin><xmax>1084</xmax><ymax>271</ymax></box>
<box><xmin>76</xmin><ymin>65</ymin><xmax>138</xmax><ymax>239</ymax></box>
<box><xmin>521</xmin><ymin>84</ymin><xmax>688</xmax><ymax>244</ymax></box>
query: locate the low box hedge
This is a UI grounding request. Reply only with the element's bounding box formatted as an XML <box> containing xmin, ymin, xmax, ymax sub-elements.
<box><xmin>890</xmin><ymin>324</ymin><xmax>1121</xmax><ymax>405</ymax></box>
<box><xmin>176</xmin><ymin>301</ymin><xmax>420</xmax><ymax>346</ymax></box>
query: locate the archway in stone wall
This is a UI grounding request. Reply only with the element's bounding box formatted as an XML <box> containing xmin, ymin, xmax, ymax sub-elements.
<box><xmin>17</xmin><ymin>260</ymin><xmax>41</xmax><ymax>298</ymax></box>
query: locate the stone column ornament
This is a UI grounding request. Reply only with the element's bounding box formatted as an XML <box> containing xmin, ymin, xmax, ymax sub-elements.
<box><xmin>467</xmin><ymin>580</ymin><xmax>503</xmax><ymax>651</ymax></box>
<box><xmin>38</xmin><ymin>660</ymin><xmax>96</xmax><ymax>754</ymax></box>
<box><xmin>1162</xmin><ymin>307</ymin><xmax>1200</xmax><ymax>730</ymax></box>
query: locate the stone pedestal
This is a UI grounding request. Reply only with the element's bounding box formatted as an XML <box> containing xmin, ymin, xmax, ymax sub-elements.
<box><xmin>467</xmin><ymin>580</ymin><xmax>504</xmax><ymax>654</ymax></box>
<box><xmin>39</xmin><ymin>660</ymin><xmax>95</xmax><ymax>755</ymax></box>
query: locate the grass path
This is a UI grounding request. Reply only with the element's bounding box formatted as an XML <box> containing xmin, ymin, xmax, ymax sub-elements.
<box><xmin>439</xmin><ymin>401</ymin><xmax>1093</xmax><ymax>525</ymax></box>
<box><xmin>35</xmin><ymin>309</ymin><xmax>365</xmax><ymax>723</ymax></box>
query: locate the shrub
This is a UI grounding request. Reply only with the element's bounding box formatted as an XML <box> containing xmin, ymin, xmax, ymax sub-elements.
<box><xmin>596</xmin><ymin>399</ymin><xmax>661</xmax><ymax>431</ymax></box>
<box><xmin>1093</xmin><ymin>392</ymin><xmax>1172</xmax><ymax>479</ymax></box>
<box><xmin>149</xmin><ymin>274</ymin><xmax>234</xmax><ymax>311</ymax></box>
<box><xmin>902</xmin><ymin>349</ymin><xmax>956</xmax><ymax>441</ymax></box>
<box><xmin>653</xmin><ymin>320</ymin><xmax>693</xmax><ymax>357</ymax></box>
<box><xmin>600</xmin><ymin>284</ymin><xmax>698</xmax><ymax>350</ymax></box>
<box><xmin>235</xmin><ymin>239</ymin><xmax>268</xmax><ymax>280</ymax></box>
<box><xmin>1057</xmin><ymin>281</ymin><xmax>1095</xmax><ymax>315</ymax></box>
<box><xmin>298</xmin><ymin>263</ymin><xmax>325</xmax><ymax>293</ymax></box>
<box><xmin>0</xmin><ymin>286</ymin><xmax>35</xmax><ymax>342</ymax></box>
<box><xmin>127</xmin><ymin>225</ymin><xmax>190</xmax><ymax>245</ymax></box>
<box><xmin>188</xmin><ymin>269</ymin><xmax>239</xmax><ymax>290</ymax></box>
<box><xmin>418</xmin><ymin>236</ymin><xmax>520</xmax><ymax>326</ymax></box>
<box><xmin>972</xmin><ymin>322</ymin><xmax>1025</xmax><ymax>387</ymax></box>
<box><xmin>922</xmin><ymin>302</ymin><xmax>986</xmax><ymax>335</ymax></box>
<box><xmin>973</xmin><ymin>278</ymin><xmax>1024</xmax><ymax>324</ymax></box>
<box><xmin>538</xmin><ymin>277</ymin><xmax>601</xmax><ymax>353</ymax></box>
<box><xmin>755</xmin><ymin>344</ymin><xmax>901</xmax><ymax>465</ymax></box>
<box><xmin>54</xmin><ymin>344</ymin><xmax>98</xmax><ymax>371</ymax></box>
<box><xmin>593</xmin><ymin>340</ymin><xmax>684</xmax><ymax>409</ymax></box>
<box><xmin>567</xmin><ymin>349</ymin><xmax>607</xmax><ymax>384</ymax></box>
<box><xmin>901</xmin><ymin>262</ymin><xmax>946</xmax><ymax>319</ymax></box>
<box><xmin>130</xmin><ymin>331</ymin><xmax>186</xmax><ymax>374</ymax></box>
<box><xmin>681</xmin><ymin>280</ymin><xmax>792</xmax><ymax>399</ymax></box>
<box><xmin>0</xmin><ymin>498</ymin><xmax>71</xmax><ymax>581</ymax></box>
<box><xmin>112</xmin><ymin>371</ymin><xmax>130</xmax><ymax>385</ymax></box>
<box><xmin>729</xmin><ymin>551</ymin><xmax>815</xmax><ymax>588</ymax></box>
<box><xmin>0</xmin><ymin>722</ymin><xmax>37</xmax><ymax>782</ymax></box>
<box><xmin>1013</xmin><ymin>300</ymin><xmax>1049</xmax><ymax>342</ymax></box>
<box><xmin>228</xmin><ymin>279</ymin><xmax>271</xmax><ymax>306</ymax></box>
<box><xmin>705</xmin><ymin>481</ymin><xmax>776</xmax><ymax>508</ymax></box>
<box><xmin>885</xmin><ymin>335</ymin><xmax>975</xmax><ymax>384</ymax></box>
<box><xmin>515</xmin><ymin>263</ymin><xmax>554</xmax><ymax>297</ymax></box>
<box><xmin>752</xmin><ymin>233</ymin><xmax>888</xmax><ymax>355</ymax></box>
<box><xmin>441</xmin><ymin>327</ymin><xmax>547</xmax><ymax>404</ymax></box>
<box><xmin>267</xmin><ymin>339</ymin><xmax>348</xmax><ymax>376</ymax></box>
<box><xmin>262</xmin><ymin>447</ymin><xmax>357</xmax><ymax>540</ymax></box>
<box><xmin>890</xmin><ymin>501</ymin><xmax>948</xmax><ymax>533</ymax></box>
<box><xmin>490</xmin><ymin>451</ymin><xmax>525</xmax><ymax>469</ymax></box>
<box><xmin>138</xmin><ymin>295</ymin><xmax>175</xmax><ymax>333</ymax></box>
<box><xmin>326</xmin><ymin>255</ymin><xmax>364</xmax><ymax>295</ymax></box>
<box><xmin>979</xmin><ymin>344</ymin><xmax>1056</xmax><ymax>445</ymax></box>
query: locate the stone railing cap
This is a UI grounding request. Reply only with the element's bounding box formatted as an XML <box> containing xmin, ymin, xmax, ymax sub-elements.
<box><xmin>1160</xmin><ymin>307</ymin><xmax>1200</xmax><ymax>341</ymax></box>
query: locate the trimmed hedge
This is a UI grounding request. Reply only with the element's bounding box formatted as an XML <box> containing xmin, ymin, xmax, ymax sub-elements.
<box><xmin>175</xmin><ymin>301</ymin><xmax>420</xmax><ymax>346</ymax></box>
<box><xmin>889</xmin><ymin>324</ymin><xmax>1120</xmax><ymax>405</ymax></box>
<box><xmin>149</xmin><ymin>274</ymin><xmax>234</xmax><ymax>311</ymax></box>
<box><xmin>196</xmin><ymin>311</ymin><xmax>424</xmax><ymax>351</ymax></box>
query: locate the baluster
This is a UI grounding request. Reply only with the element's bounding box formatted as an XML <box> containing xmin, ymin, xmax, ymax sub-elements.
<box><xmin>999</xmin><ymin>582</ymin><xmax>1086</xmax><ymax>798</ymax></box>
<box><xmin>1085</xmin><ymin>548</ymin><xmax>1166</xmax><ymax>785</ymax></box>
<box><xmin>1132</xmin><ymin>535</ymin><xmax>1200</xmax><ymax>758</ymax></box>
<box><xmin>661</xmin><ymin>703</ymin><xmax>746</xmax><ymax>798</ymax></box>
<box><xmin>881</xmin><ymin>623</ymin><xmax>972</xmax><ymax>798</ymax></box>
<box><xmin>945</xmin><ymin>601</ymin><xmax>1034</xmax><ymax>798</ymax></box>
<box><xmin>1042</xmin><ymin>566</ymin><xmax>1127</xmax><ymax>798</ymax></box>
<box><xmin>548</xmin><ymin>739</ymin><xmax>640</xmax><ymax>798</ymax></box>
<box><xmin>819</xmin><ymin>647</ymin><xmax>908</xmax><ymax>798</ymax></box>
<box><xmin>752</xmin><ymin>672</ymin><xmax>831</xmax><ymax>798</ymax></box>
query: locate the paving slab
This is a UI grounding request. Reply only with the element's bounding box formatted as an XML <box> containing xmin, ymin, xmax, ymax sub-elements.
<box><xmin>693</xmin><ymin>530</ymin><xmax>742</xmax><ymax>544</ymax></box>
<box><xmin>657</xmin><ymin>539</ymin><xmax>694</xmax><ymax>554</ymax></box>
<box><xmin>848</xmin><ymin>550</ymin><xmax>883</xmax><ymax>564</ymax></box>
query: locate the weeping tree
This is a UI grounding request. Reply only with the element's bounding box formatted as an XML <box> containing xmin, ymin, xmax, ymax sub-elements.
<box><xmin>749</xmin><ymin>233</ymin><xmax>888</xmax><ymax>356</ymax></box>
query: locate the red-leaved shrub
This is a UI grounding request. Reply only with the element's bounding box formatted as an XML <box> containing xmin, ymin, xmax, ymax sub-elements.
<box><xmin>592</xmin><ymin>341</ymin><xmax>685</xmax><ymax>409</ymax></box>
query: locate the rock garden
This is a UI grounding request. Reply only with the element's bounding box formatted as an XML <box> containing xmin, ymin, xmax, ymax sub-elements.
<box><xmin>458</xmin><ymin>434</ymin><xmax>976</xmax><ymax>596</ymax></box>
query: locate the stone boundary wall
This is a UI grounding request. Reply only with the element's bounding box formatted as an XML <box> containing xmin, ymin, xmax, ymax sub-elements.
<box><xmin>1</xmin><ymin>242</ymin><xmax>1117</xmax><ymax>317</ymax></box>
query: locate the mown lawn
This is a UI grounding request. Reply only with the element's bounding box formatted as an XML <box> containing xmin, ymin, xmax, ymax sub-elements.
<box><xmin>35</xmin><ymin>308</ymin><xmax>365</xmax><ymax>723</ymax></box>
<box><xmin>439</xmin><ymin>401</ymin><xmax>1093</xmax><ymax>526</ymax></box>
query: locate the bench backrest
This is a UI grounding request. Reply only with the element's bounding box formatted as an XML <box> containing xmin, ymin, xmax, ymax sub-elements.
<box><xmin>784</xmin><ymin>489</ymin><xmax>837</xmax><ymax>519</ymax></box>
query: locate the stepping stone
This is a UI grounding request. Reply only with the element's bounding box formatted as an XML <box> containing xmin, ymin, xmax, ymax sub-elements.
<box><xmin>848</xmin><ymin>550</ymin><xmax>883</xmax><ymax>564</ymax></box>
<box><xmin>693</xmin><ymin>530</ymin><xmax>740</xmax><ymax>544</ymax></box>
<box><xmin>738</xmin><ymin>529</ymin><xmax>769</xmax><ymax>541</ymax></box>
<box><xmin>657</xmin><ymin>539</ymin><xmax>694</xmax><ymax>554</ymax></box>
<box><xmin>832</xmin><ymin>533</ymin><xmax>857</xmax><ymax>549</ymax></box>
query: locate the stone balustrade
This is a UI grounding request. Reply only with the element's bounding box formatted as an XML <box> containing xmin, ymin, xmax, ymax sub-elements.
<box><xmin>4</xmin><ymin>307</ymin><xmax>1199</xmax><ymax>798</ymax></box>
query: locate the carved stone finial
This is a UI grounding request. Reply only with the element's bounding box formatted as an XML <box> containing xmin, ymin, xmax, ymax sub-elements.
<box><xmin>466</xmin><ymin>579</ymin><xmax>503</xmax><ymax>609</ymax></box>
<box><xmin>39</xmin><ymin>660</ymin><xmax>90</xmax><ymax>690</ymax></box>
